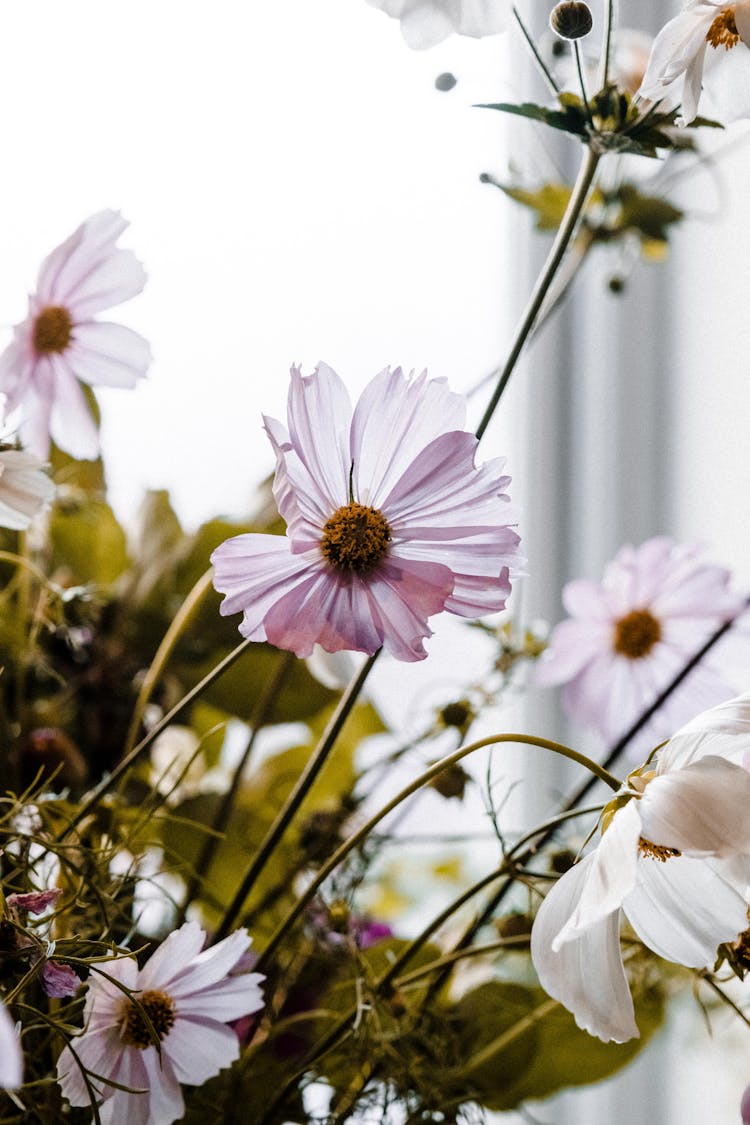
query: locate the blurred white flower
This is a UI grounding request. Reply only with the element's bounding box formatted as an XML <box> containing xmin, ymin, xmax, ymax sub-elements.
<box><xmin>366</xmin><ymin>0</ymin><xmax>511</xmax><ymax>49</ymax></box>
<box><xmin>0</xmin><ymin>447</ymin><xmax>54</xmax><ymax>530</ymax></box>
<box><xmin>0</xmin><ymin>1001</ymin><xmax>22</xmax><ymax>1089</ymax></box>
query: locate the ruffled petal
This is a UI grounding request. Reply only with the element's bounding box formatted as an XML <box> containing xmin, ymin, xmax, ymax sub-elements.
<box><xmin>554</xmin><ymin>799</ymin><xmax>642</xmax><ymax>947</ymax></box>
<box><xmin>167</xmin><ymin>928</ymin><xmax>251</xmax><ymax>995</ymax></box>
<box><xmin>285</xmin><ymin>363</ymin><xmax>351</xmax><ymax>511</ymax></box>
<box><xmin>639</xmin><ymin>756</ymin><xmax>750</xmax><ymax>856</ymax></box>
<box><xmin>170</xmin><ymin>974</ymin><xmax>264</xmax><ymax>1022</ymax></box>
<box><xmin>364</xmin><ymin>556</ymin><xmax>454</xmax><ymax>660</ymax></box>
<box><xmin>531</xmin><ymin>854</ymin><xmax>638</xmax><ymax>1043</ymax></box>
<box><xmin>67</xmin><ymin>321</ymin><xmax>151</xmax><ymax>388</ymax></box>
<box><xmin>350</xmin><ymin>368</ymin><xmax>465</xmax><ymax>506</ymax></box>
<box><xmin>262</xmin><ymin>565</ymin><xmax>385</xmax><ymax>658</ymax></box>
<box><xmin>623</xmin><ymin>853</ymin><xmax>750</xmax><ymax>966</ymax></box>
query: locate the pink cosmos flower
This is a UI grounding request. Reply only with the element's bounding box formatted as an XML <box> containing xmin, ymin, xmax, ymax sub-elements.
<box><xmin>366</xmin><ymin>0</ymin><xmax>511</xmax><ymax>49</ymax></box>
<box><xmin>0</xmin><ymin>210</ymin><xmax>150</xmax><ymax>460</ymax></box>
<box><xmin>56</xmin><ymin>921</ymin><xmax>265</xmax><ymax>1125</ymax></box>
<box><xmin>535</xmin><ymin>537</ymin><xmax>744</xmax><ymax>750</ymax></box>
<box><xmin>0</xmin><ymin>1001</ymin><xmax>22</xmax><ymax>1089</ymax></box>
<box><xmin>211</xmin><ymin>363</ymin><xmax>522</xmax><ymax>662</ymax></box>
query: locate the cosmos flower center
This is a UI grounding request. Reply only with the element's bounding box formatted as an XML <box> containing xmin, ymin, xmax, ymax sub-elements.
<box><xmin>612</xmin><ymin>609</ymin><xmax>661</xmax><ymax>659</ymax></box>
<box><xmin>638</xmin><ymin>837</ymin><xmax>681</xmax><ymax>862</ymax></box>
<box><xmin>706</xmin><ymin>7</ymin><xmax>740</xmax><ymax>49</ymax></box>
<box><xmin>119</xmin><ymin>988</ymin><xmax>176</xmax><ymax>1049</ymax></box>
<box><xmin>32</xmin><ymin>306</ymin><xmax>73</xmax><ymax>355</ymax></box>
<box><xmin>320</xmin><ymin>502</ymin><xmax>392</xmax><ymax>575</ymax></box>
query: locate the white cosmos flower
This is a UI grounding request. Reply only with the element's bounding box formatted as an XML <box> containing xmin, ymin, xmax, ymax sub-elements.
<box><xmin>0</xmin><ymin>447</ymin><xmax>54</xmax><ymax>530</ymax></box>
<box><xmin>637</xmin><ymin>0</ymin><xmax>750</xmax><ymax>124</ymax></box>
<box><xmin>365</xmin><ymin>0</ymin><xmax>511</xmax><ymax>49</ymax></box>
<box><xmin>531</xmin><ymin>693</ymin><xmax>750</xmax><ymax>1043</ymax></box>
<box><xmin>0</xmin><ymin>1000</ymin><xmax>22</xmax><ymax>1089</ymax></box>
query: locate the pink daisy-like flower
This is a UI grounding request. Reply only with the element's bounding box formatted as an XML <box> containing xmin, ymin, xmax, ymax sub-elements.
<box><xmin>535</xmin><ymin>537</ymin><xmax>744</xmax><ymax>749</ymax></box>
<box><xmin>211</xmin><ymin>363</ymin><xmax>522</xmax><ymax>663</ymax></box>
<box><xmin>0</xmin><ymin>210</ymin><xmax>150</xmax><ymax>460</ymax></box>
<box><xmin>56</xmin><ymin>921</ymin><xmax>265</xmax><ymax>1125</ymax></box>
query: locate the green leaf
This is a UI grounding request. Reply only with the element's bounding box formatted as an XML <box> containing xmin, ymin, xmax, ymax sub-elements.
<box><xmin>448</xmin><ymin>977</ymin><xmax>665</xmax><ymax>1110</ymax></box>
<box><xmin>478</xmin><ymin>100</ymin><xmax>587</xmax><ymax>138</ymax></box>
<box><xmin>48</xmin><ymin>497</ymin><xmax>129</xmax><ymax>586</ymax></box>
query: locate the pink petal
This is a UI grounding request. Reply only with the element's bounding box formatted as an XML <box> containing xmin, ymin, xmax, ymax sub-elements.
<box><xmin>170</xmin><ymin>975</ymin><xmax>264</xmax><ymax>1022</ymax></box>
<box><xmin>350</xmin><ymin>368</ymin><xmax>465</xmax><ymax>507</ymax></box>
<box><xmin>37</xmin><ymin>210</ymin><xmax>146</xmax><ymax>319</ymax></box>
<box><xmin>67</xmin><ymin>321</ymin><xmax>151</xmax><ymax>389</ymax></box>
<box><xmin>364</xmin><ymin>556</ymin><xmax>453</xmax><ymax>661</ymax></box>
<box><xmin>263</xmin><ymin>566</ymin><xmax>385</xmax><ymax>658</ymax></box>
<box><xmin>562</xmin><ymin>578</ymin><xmax>612</xmax><ymax>620</ymax></box>
<box><xmin>167</xmin><ymin>928</ymin><xmax>251</xmax><ymax>995</ymax></box>
<box><xmin>163</xmin><ymin>1017</ymin><xmax>240</xmax><ymax>1085</ymax></box>
<box><xmin>139</xmin><ymin>1048</ymin><xmax>185</xmax><ymax>1125</ymax></box>
<box><xmin>285</xmin><ymin>363</ymin><xmax>351</xmax><ymax>511</ymax></box>
<box><xmin>48</xmin><ymin>356</ymin><xmax>100</xmax><ymax>459</ymax></box>
<box><xmin>534</xmin><ymin>618</ymin><xmax>610</xmax><ymax>686</ymax></box>
<box><xmin>139</xmin><ymin>922</ymin><xmax>205</xmax><ymax>990</ymax></box>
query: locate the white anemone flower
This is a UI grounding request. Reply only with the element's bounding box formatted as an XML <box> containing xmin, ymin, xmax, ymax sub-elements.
<box><xmin>0</xmin><ymin>1000</ymin><xmax>22</xmax><ymax>1089</ymax></box>
<box><xmin>365</xmin><ymin>0</ymin><xmax>511</xmax><ymax>49</ymax></box>
<box><xmin>637</xmin><ymin>0</ymin><xmax>750</xmax><ymax>124</ymax></box>
<box><xmin>0</xmin><ymin>447</ymin><xmax>54</xmax><ymax>530</ymax></box>
<box><xmin>531</xmin><ymin>693</ymin><xmax>750</xmax><ymax>1042</ymax></box>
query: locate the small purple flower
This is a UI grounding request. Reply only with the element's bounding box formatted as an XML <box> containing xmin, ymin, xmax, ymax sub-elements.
<box><xmin>535</xmin><ymin>537</ymin><xmax>744</xmax><ymax>751</ymax></box>
<box><xmin>742</xmin><ymin>1080</ymin><xmax>750</xmax><ymax>1124</ymax></box>
<box><xmin>42</xmin><ymin>962</ymin><xmax>81</xmax><ymax>999</ymax></box>
<box><xmin>353</xmin><ymin>919</ymin><xmax>394</xmax><ymax>950</ymax></box>
<box><xmin>212</xmin><ymin>364</ymin><xmax>522</xmax><ymax>662</ymax></box>
<box><xmin>7</xmin><ymin>888</ymin><xmax>62</xmax><ymax>915</ymax></box>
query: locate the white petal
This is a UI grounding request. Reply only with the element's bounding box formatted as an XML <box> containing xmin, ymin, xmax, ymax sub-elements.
<box><xmin>658</xmin><ymin>691</ymin><xmax>750</xmax><ymax>771</ymax></box>
<box><xmin>639</xmin><ymin>756</ymin><xmax>750</xmax><ymax>856</ymax></box>
<box><xmin>163</xmin><ymin>1017</ymin><xmax>239</xmax><ymax>1085</ymax></box>
<box><xmin>139</xmin><ymin>1048</ymin><xmax>185</xmax><ymax>1125</ymax></box>
<box><xmin>48</xmin><ymin>356</ymin><xmax>100</xmax><ymax>459</ymax></box>
<box><xmin>554</xmin><ymin>799</ymin><xmax>642</xmax><ymax>947</ymax></box>
<box><xmin>168</xmin><ymin>928</ymin><xmax>250</xmax><ymax>995</ymax></box>
<box><xmin>624</xmin><ymin>853</ymin><xmax>749</xmax><ymax>966</ymax></box>
<box><xmin>139</xmin><ymin>921</ymin><xmax>205</xmax><ymax>990</ymax></box>
<box><xmin>285</xmin><ymin>363</ymin><xmax>351</xmax><ymax>511</ymax></box>
<box><xmin>0</xmin><ymin>1002</ymin><xmax>22</xmax><ymax>1089</ymax></box>
<box><xmin>531</xmin><ymin>854</ymin><xmax>639</xmax><ymax>1043</ymax></box>
<box><xmin>67</xmin><ymin>321</ymin><xmax>151</xmax><ymax>388</ymax></box>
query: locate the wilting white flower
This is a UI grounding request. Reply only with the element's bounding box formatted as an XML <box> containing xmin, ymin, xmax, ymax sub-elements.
<box><xmin>365</xmin><ymin>0</ymin><xmax>511</xmax><ymax>49</ymax></box>
<box><xmin>57</xmin><ymin>921</ymin><xmax>264</xmax><ymax>1125</ymax></box>
<box><xmin>531</xmin><ymin>693</ymin><xmax>750</xmax><ymax>1042</ymax></box>
<box><xmin>637</xmin><ymin>0</ymin><xmax>750</xmax><ymax>123</ymax></box>
<box><xmin>0</xmin><ymin>1001</ymin><xmax>22</xmax><ymax>1089</ymax></box>
<box><xmin>0</xmin><ymin>447</ymin><xmax>54</xmax><ymax>530</ymax></box>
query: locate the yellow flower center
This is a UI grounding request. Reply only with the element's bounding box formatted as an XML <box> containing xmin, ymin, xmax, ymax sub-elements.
<box><xmin>637</xmin><ymin>837</ymin><xmax>681</xmax><ymax>862</ymax></box>
<box><xmin>706</xmin><ymin>7</ymin><xmax>740</xmax><ymax>49</ymax></box>
<box><xmin>612</xmin><ymin>609</ymin><xmax>661</xmax><ymax>659</ymax></box>
<box><xmin>320</xmin><ymin>502</ymin><xmax>392</xmax><ymax>575</ymax></box>
<box><xmin>32</xmin><ymin>306</ymin><xmax>73</xmax><ymax>355</ymax></box>
<box><xmin>119</xmin><ymin>989</ymin><xmax>176</xmax><ymax>1049</ymax></box>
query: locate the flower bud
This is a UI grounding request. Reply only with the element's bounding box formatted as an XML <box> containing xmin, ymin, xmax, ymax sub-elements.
<box><xmin>549</xmin><ymin>0</ymin><xmax>593</xmax><ymax>40</ymax></box>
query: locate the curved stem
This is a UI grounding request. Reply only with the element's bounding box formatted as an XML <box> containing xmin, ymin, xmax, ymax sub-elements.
<box><xmin>513</xmin><ymin>5</ymin><xmax>560</xmax><ymax>96</ymax></box>
<box><xmin>57</xmin><ymin>636</ymin><xmax>255</xmax><ymax>840</ymax></box>
<box><xmin>213</xmin><ymin>650</ymin><xmax>380</xmax><ymax>943</ymax></box>
<box><xmin>475</xmin><ymin>145</ymin><xmax>601</xmax><ymax>441</ymax></box>
<box><xmin>122</xmin><ymin>568</ymin><xmax>214</xmax><ymax>758</ymax></box>
<box><xmin>177</xmin><ymin>649</ymin><xmax>296</xmax><ymax>924</ymax></box>
<box><xmin>256</xmin><ymin>728</ymin><xmax>615</xmax><ymax>974</ymax></box>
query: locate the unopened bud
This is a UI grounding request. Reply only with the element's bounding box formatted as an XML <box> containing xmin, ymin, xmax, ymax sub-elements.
<box><xmin>550</xmin><ymin>0</ymin><xmax>593</xmax><ymax>40</ymax></box>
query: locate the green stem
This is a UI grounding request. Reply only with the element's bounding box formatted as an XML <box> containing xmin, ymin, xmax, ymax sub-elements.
<box><xmin>213</xmin><ymin>650</ymin><xmax>380</xmax><ymax>943</ymax></box>
<box><xmin>574</xmin><ymin>41</ymin><xmax>593</xmax><ymax>122</ymax></box>
<box><xmin>598</xmin><ymin>0</ymin><xmax>615</xmax><ymax>89</ymax></box>
<box><xmin>122</xmin><ymin>568</ymin><xmax>214</xmax><ymax>758</ymax></box>
<box><xmin>513</xmin><ymin>5</ymin><xmax>560</xmax><ymax>96</ymax></box>
<box><xmin>177</xmin><ymin>649</ymin><xmax>296</xmax><ymax>923</ymax></box>
<box><xmin>57</xmin><ymin>636</ymin><xmax>255</xmax><ymax>840</ymax></box>
<box><xmin>465</xmin><ymin>997</ymin><xmax>560</xmax><ymax>1071</ymax></box>
<box><xmin>475</xmin><ymin>145</ymin><xmax>601</xmax><ymax>440</ymax></box>
<box><xmin>394</xmin><ymin>935</ymin><xmax>530</xmax><ymax>988</ymax></box>
<box><xmin>256</xmin><ymin>728</ymin><xmax>614</xmax><ymax>974</ymax></box>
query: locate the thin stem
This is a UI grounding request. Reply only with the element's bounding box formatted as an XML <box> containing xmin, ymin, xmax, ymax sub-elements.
<box><xmin>177</xmin><ymin>649</ymin><xmax>296</xmax><ymax>923</ymax></box>
<box><xmin>256</xmin><ymin>735</ymin><xmax>616</xmax><ymax>973</ymax></box>
<box><xmin>475</xmin><ymin>145</ymin><xmax>601</xmax><ymax>440</ymax></box>
<box><xmin>57</xmin><ymin>636</ymin><xmax>255</xmax><ymax>840</ymax></box>
<box><xmin>598</xmin><ymin>0</ymin><xmax>615</xmax><ymax>89</ymax></box>
<box><xmin>513</xmin><ymin>5</ymin><xmax>560</xmax><ymax>96</ymax></box>
<box><xmin>465</xmin><ymin>997</ymin><xmax>559</xmax><ymax>1071</ymax></box>
<box><xmin>213</xmin><ymin>650</ymin><xmax>380</xmax><ymax>943</ymax></box>
<box><xmin>14</xmin><ymin>531</ymin><xmax>30</xmax><ymax>733</ymax></box>
<box><xmin>122</xmin><ymin>568</ymin><xmax>214</xmax><ymax>758</ymax></box>
<box><xmin>394</xmin><ymin>935</ymin><xmax>530</xmax><ymax>988</ymax></box>
<box><xmin>573</xmin><ymin>41</ymin><xmax>592</xmax><ymax>122</ymax></box>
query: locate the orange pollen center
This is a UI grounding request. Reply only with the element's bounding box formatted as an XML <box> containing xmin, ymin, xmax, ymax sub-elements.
<box><xmin>706</xmin><ymin>8</ymin><xmax>740</xmax><ymax>48</ymax></box>
<box><xmin>613</xmin><ymin>609</ymin><xmax>661</xmax><ymax>659</ymax></box>
<box><xmin>119</xmin><ymin>989</ymin><xmax>176</xmax><ymax>1049</ymax></box>
<box><xmin>638</xmin><ymin>837</ymin><xmax>681</xmax><ymax>862</ymax></box>
<box><xmin>32</xmin><ymin>306</ymin><xmax>73</xmax><ymax>355</ymax></box>
<box><xmin>320</xmin><ymin>502</ymin><xmax>392</xmax><ymax>575</ymax></box>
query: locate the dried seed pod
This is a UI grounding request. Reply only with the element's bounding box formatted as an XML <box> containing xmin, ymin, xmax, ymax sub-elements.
<box><xmin>550</xmin><ymin>0</ymin><xmax>593</xmax><ymax>40</ymax></box>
